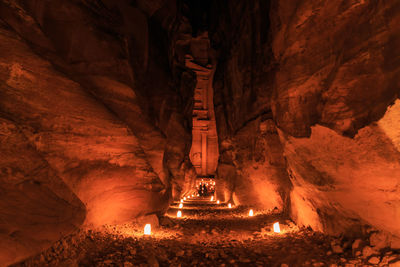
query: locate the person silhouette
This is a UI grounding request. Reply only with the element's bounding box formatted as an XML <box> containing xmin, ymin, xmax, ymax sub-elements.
<box><xmin>203</xmin><ymin>184</ymin><xmax>208</xmax><ymax>196</ymax></box>
<box><xmin>198</xmin><ymin>183</ymin><xmax>203</xmax><ymax>196</ymax></box>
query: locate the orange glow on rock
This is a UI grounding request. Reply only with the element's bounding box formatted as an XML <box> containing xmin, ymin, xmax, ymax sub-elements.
<box><xmin>144</xmin><ymin>224</ymin><xmax>151</xmax><ymax>235</ymax></box>
<box><xmin>273</xmin><ymin>222</ymin><xmax>280</xmax><ymax>233</ymax></box>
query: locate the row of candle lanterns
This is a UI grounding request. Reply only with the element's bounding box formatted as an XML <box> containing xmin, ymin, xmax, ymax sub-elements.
<box><xmin>144</xmin><ymin>221</ymin><xmax>280</xmax><ymax>235</ymax></box>
<box><xmin>144</xmin><ymin>199</ymin><xmax>281</xmax><ymax>236</ymax></box>
<box><xmin>177</xmin><ymin>196</ymin><xmax>280</xmax><ymax>232</ymax></box>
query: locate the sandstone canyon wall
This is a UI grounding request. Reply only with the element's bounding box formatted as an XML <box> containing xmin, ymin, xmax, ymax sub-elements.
<box><xmin>0</xmin><ymin>0</ymin><xmax>196</xmax><ymax>265</ymax></box>
<box><xmin>210</xmin><ymin>0</ymin><xmax>400</xmax><ymax>243</ymax></box>
<box><xmin>270</xmin><ymin>0</ymin><xmax>400</xmax><ymax>240</ymax></box>
<box><xmin>210</xmin><ymin>0</ymin><xmax>291</xmax><ymax>210</ymax></box>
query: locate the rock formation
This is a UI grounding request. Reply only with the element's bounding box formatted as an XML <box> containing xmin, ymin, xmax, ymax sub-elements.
<box><xmin>1</xmin><ymin>0</ymin><xmax>400</xmax><ymax>265</ymax></box>
<box><xmin>210</xmin><ymin>0</ymin><xmax>400</xmax><ymax>239</ymax></box>
<box><xmin>186</xmin><ymin>33</ymin><xmax>219</xmax><ymax>177</ymax></box>
<box><xmin>0</xmin><ymin>0</ymin><xmax>193</xmax><ymax>265</ymax></box>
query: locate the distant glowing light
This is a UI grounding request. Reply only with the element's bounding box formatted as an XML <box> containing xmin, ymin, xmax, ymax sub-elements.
<box><xmin>210</xmin><ymin>196</ymin><xmax>214</xmax><ymax>201</ymax></box>
<box><xmin>180</xmin><ymin>199</ymin><xmax>183</xmax><ymax>203</ymax></box>
<box><xmin>184</xmin><ymin>197</ymin><xmax>186</xmax><ymax>200</ymax></box>
<box><xmin>188</xmin><ymin>196</ymin><xmax>190</xmax><ymax>199</ymax></box>
<box><xmin>273</xmin><ymin>222</ymin><xmax>280</xmax><ymax>233</ymax></box>
<box><xmin>217</xmin><ymin>200</ymin><xmax>220</xmax><ymax>204</ymax></box>
<box><xmin>177</xmin><ymin>210</ymin><xmax>182</xmax><ymax>218</ymax></box>
<box><xmin>249</xmin><ymin>209</ymin><xmax>254</xmax><ymax>216</ymax></box>
<box><xmin>228</xmin><ymin>203</ymin><xmax>232</xmax><ymax>208</ymax></box>
<box><xmin>179</xmin><ymin>203</ymin><xmax>183</xmax><ymax>208</ymax></box>
<box><xmin>144</xmin><ymin>224</ymin><xmax>151</xmax><ymax>235</ymax></box>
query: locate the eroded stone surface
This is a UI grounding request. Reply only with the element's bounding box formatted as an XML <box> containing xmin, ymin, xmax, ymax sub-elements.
<box><xmin>269</xmin><ymin>0</ymin><xmax>400</xmax><ymax>237</ymax></box>
<box><xmin>0</xmin><ymin>118</ymin><xmax>85</xmax><ymax>266</ymax></box>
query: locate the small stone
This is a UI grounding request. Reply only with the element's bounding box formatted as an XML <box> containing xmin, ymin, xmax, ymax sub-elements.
<box><xmin>352</xmin><ymin>239</ymin><xmax>362</xmax><ymax>251</ymax></box>
<box><xmin>368</xmin><ymin>256</ymin><xmax>380</xmax><ymax>265</ymax></box>
<box><xmin>39</xmin><ymin>255</ymin><xmax>45</xmax><ymax>263</ymax></box>
<box><xmin>362</xmin><ymin>246</ymin><xmax>375</xmax><ymax>258</ymax></box>
<box><xmin>381</xmin><ymin>256</ymin><xmax>390</xmax><ymax>265</ymax></box>
<box><xmin>344</xmin><ymin>264</ymin><xmax>355</xmax><ymax>267</ymax></box>
<box><xmin>370</xmin><ymin>231</ymin><xmax>390</xmax><ymax>250</ymax></box>
<box><xmin>239</xmin><ymin>258</ymin><xmax>251</xmax><ymax>263</ymax></box>
<box><xmin>186</xmin><ymin>249</ymin><xmax>192</xmax><ymax>257</ymax></box>
<box><xmin>147</xmin><ymin>255</ymin><xmax>159</xmax><ymax>267</ymax></box>
<box><xmin>331</xmin><ymin>244</ymin><xmax>343</xmax><ymax>254</ymax></box>
<box><xmin>388</xmin><ymin>255</ymin><xmax>399</xmax><ymax>263</ymax></box>
<box><xmin>281</xmin><ymin>264</ymin><xmax>289</xmax><ymax>267</ymax></box>
<box><xmin>124</xmin><ymin>262</ymin><xmax>134</xmax><ymax>267</ymax></box>
<box><xmin>326</xmin><ymin>250</ymin><xmax>332</xmax><ymax>256</ymax></box>
<box><xmin>176</xmin><ymin>250</ymin><xmax>185</xmax><ymax>257</ymax></box>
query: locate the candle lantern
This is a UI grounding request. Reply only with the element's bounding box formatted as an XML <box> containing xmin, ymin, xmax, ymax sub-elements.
<box><xmin>144</xmin><ymin>224</ymin><xmax>151</xmax><ymax>235</ymax></box>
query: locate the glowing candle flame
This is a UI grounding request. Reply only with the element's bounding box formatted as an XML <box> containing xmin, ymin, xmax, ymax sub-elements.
<box><xmin>179</xmin><ymin>203</ymin><xmax>183</xmax><ymax>208</ymax></box>
<box><xmin>228</xmin><ymin>203</ymin><xmax>232</xmax><ymax>208</ymax></box>
<box><xmin>180</xmin><ymin>199</ymin><xmax>183</xmax><ymax>203</ymax></box>
<box><xmin>177</xmin><ymin>210</ymin><xmax>182</xmax><ymax>218</ymax></box>
<box><xmin>183</xmin><ymin>197</ymin><xmax>186</xmax><ymax>200</ymax></box>
<box><xmin>273</xmin><ymin>222</ymin><xmax>280</xmax><ymax>233</ymax></box>
<box><xmin>249</xmin><ymin>209</ymin><xmax>254</xmax><ymax>216</ymax></box>
<box><xmin>144</xmin><ymin>224</ymin><xmax>151</xmax><ymax>235</ymax></box>
<box><xmin>188</xmin><ymin>196</ymin><xmax>190</xmax><ymax>199</ymax></box>
<box><xmin>210</xmin><ymin>196</ymin><xmax>214</xmax><ymax>201</ymax></box>
<box><xmin>217</xmin><ymin>200</ymin><xmax>220</xmax><ymax>204</ymax></box>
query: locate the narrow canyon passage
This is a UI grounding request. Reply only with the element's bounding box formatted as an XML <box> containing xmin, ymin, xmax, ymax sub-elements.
<box><xmin>1</xmin><ymin>0</ymin><xmax>400</xmax><ymax>266</ymax></box>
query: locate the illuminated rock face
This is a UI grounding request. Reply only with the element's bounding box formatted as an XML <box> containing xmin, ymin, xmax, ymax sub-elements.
<box><xmin>210</xmin><ymin>1</ymin><xmax>291</xmax><ymax>209</ymax></box>
<box><xmin>187</xmin><ymin>34</ymin><xmax>219</xmax><ymax>177</ymax></box>
<box><xmin>0</xmin><ymin>0</ymin><xmax>192</xmax><ymax>265</ymax></box>
<box><xmin>269</xmin><ymin>0</ymin><xmax>400</xmax><ymax>236</ymax></box>
<box><xmin>0</xmin><ymin>23</ymin><xmax>166</xmax><ymax>225</ymax></box>
<box><xmin>0</xmin><ymin>117</ymin><xmax>85</xmax><ymax>266</ymax></box>
<box><xmin>210</xmin><ymin>0</ymin><xmax>400</xmax><ymax>238</ymax></box>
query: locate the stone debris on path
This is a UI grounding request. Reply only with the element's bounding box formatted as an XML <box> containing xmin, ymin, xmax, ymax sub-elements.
<box><xmin>13</xmin><ymin>197</ymin><xmax>400</xmax><ymax>267</ymax></box>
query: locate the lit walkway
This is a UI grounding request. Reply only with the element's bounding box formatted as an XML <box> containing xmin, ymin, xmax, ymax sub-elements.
<box><xmin>16</xmin><ymin>197</ymin><xmax>400</xmax><ymax>267</ymax></box>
